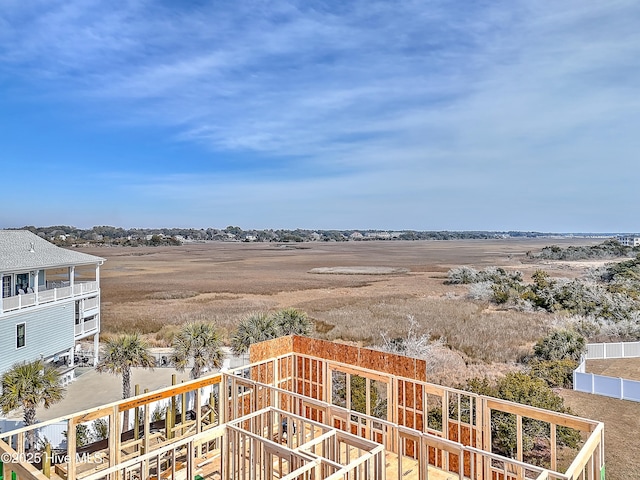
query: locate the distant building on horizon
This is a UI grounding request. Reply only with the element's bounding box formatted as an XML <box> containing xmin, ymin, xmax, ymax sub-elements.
<box><xmin>0</xmin><ymin>230</ymin><xmax>104</xmax><ymax>382</ymax></box>
<box><xmin>618</xmin><ymin>235</ymin><xmax>640</xmax><ymax>247</ymax></box>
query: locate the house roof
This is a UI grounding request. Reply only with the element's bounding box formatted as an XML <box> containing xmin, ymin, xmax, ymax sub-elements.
<box><xmin>0</xmin><ymin>230</ymin><xmax>105</xmax><ymax>272</ymax></box>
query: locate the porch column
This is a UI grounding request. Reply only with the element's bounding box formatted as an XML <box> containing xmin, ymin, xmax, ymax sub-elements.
<box><xmin>70</xmin><ymin>266</ymin><xmax>75</xmax><ymax>289</ymax></box>
<box><xmin>96</xmin><ymin>264</ymin><xmax>101</xmax><ymax>288</ymax></box>
<box><xmin>68</xmin><ymin>347</ymin><xmax>75</xmax><ymax>367</ymax></box>
<box><xmin>93</xmin><ymin>333</ymin><xmax>100</xmax><ymax>366</ymax></box>
<box><xmin>34</xmin><ymin>270</ymin><xmax>40</xmax><ymax>306</ymax></box>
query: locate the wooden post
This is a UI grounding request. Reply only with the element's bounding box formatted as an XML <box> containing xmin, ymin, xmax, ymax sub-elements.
<box><xmin>109</xmin><ymin>405</ymin><xmax>121</xmax><ymax>480</ymax></box>
<box><xmin>516</xmin><ymin>415</ymin><xmax>523</xmax><ymax>462</ymax></box>
<box><xmin>16</xmin><ymin>433</ymin><xmax>24</xmax><ymax>455</ymax></box>
<box><xmin>194</xmin><ymin>388</ymin><xmax>202</xmax><ymax>457</ymax></box>
<box><xmin>274</xmin><ymin>359</ymin><xmax>281</xmax><ymax>410</ymax></box>
<box><xmin>134</xmin><ymin>385</ymin><xmax>140</xmax><ymax>445</ymax></box>
<box><xmin>186</xmin><ymin>443</ymin><xmax>193</xmax><ymax>480</ymax></box>
<box><xmin>165</xmin><ymin>406</ymin><xmax>173</xmax><ymax>440</ymax></box>
<box><xmin>181</xmin><ymin>381</ymin><xmax>187</xmax><ymax>436</ymax></box>
<box><xmin>67</xmin><ymin>416</ymin><xmax>76</xmax><ymax>480</ymax></box>
<box><xmin>42</xmin><ymin>443</ymin><xmax>51</xmax><ymax>478</ymax></box>
<box><xmin>2</xmin><ymin>459</ymin><xmax>11</xmax><ymax>480</ymax></box>
<box><xmin>482</xmin><ymin>398</ymin><xmax>491</xmax><ymax>479</ymax></box>
<box><xmin>142</xmin><ymin>389</ymin><xmax>151</xmax><ymax>480</ymax></box>
<box><xmin>171</xmin><ymin>374</ymin><xmax>177</xmax><ymax>426</ymax></box>
<box><xmin>209</xmin><ymin>392</ymin><xmax>216</xmax><ymax>425</ymax></box>
<box><xmin>550</xmin><ymin>423</ymin><xmax>557</xmax><ymax>472</ymax></box>
<box><xmin>220</xmin><ymin>374</ymin><xmax>226</xmax><ymax>425</ymax></box>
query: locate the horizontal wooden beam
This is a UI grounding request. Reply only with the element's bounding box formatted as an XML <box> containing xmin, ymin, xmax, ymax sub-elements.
<box><xmin>119</xmin><ymin>375</ymin><xmax>221</xmax><ymax>412</ymax></box>
<box><xmin>485</xmin><ymin>398</ymin><xmax>597</xmax><ymax>431</ymax></box>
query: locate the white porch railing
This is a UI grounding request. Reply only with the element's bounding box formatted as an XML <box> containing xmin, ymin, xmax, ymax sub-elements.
<box><xmin>74</xmin><ymin>316</ymin><xmax>99</xmax><ymax>338</ymax></box>
<box><xmin>0</xmin><ymin>281</ymin><xmax>99</xmax><ymax>314</ymax></box>
<box><xmin>73</xmin><ymin>281</ymin><xmax>98</xmax><ymax>296</ymax></box>
<box><xmin>83</xmin><ymin>316</ymin><xmax>98</xmax><ymax>332</ymax></box>
<box><xmin>83</xmin><ymin>295</ymin><xmax>100</xmax><ymax>310</ymax></box>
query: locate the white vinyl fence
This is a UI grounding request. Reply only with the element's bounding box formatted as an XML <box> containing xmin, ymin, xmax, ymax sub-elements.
<box><xmin>573</xmin><ymin>341</ymin><xmax>640</xmax><ymax>402</ymax></box>
<box><xmin>586</xmin><ymin>341</ymin><xmax>640</xmax><ymax>359</ymax></box>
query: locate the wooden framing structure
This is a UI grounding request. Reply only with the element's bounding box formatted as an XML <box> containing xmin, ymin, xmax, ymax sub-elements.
<box><xmin>0</xmin><ymin>336</ymin><xmax>604</xmax><ymax>480</ymax></box>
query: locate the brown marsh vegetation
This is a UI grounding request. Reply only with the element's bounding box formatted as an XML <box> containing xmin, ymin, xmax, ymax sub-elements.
<box><xmin>90</xmin><ymin>238</ymin><xmax>593</xmax><ymax>373</ymax></box>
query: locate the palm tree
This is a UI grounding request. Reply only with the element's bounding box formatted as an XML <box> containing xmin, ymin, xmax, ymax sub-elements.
<box><xmin>97</xmin><ymin>333</ymin><xmax>154</xmax><ymax>430</ymax></box>
<box><xmin>0</xmin><ymin>360</ymin><xmax>65</xmax><ymax>450</ymax></box>
<box><xmin>273</xmin><ymin>308</ymin><xmax>313</xmax><ymax>336</ymax></box>
<box><xmin>230</xmin><ymin>312</ymin><xmax>278</xmax><ymax>355</ymax></box>
<box><xmin>170</xmin><ymin>322</ymin><xmax>224</xmax><ymax>379</ymax></box>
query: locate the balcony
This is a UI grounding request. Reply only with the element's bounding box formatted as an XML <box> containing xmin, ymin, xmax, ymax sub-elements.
<box><xmin>0</xmin><ymin>281</ymin><xmax>99</xmax><ymax>314</ymax></box>
<box><xmin>74</xmin><ymin>315</ymin><xmax>99</xmax><ymax>338</ymax></box>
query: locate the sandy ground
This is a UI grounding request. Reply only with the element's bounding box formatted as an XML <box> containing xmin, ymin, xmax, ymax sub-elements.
<box><xmin>586</xmin><ymin>357</ymin><xmax>640</xmax><ymax>382</ymax></box>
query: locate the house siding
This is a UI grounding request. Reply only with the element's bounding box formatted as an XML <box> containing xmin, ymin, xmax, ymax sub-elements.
<box><xmin>0</xmin><ymin>302</ymin><xmax>74</xmax><ymax>373</ymax></box>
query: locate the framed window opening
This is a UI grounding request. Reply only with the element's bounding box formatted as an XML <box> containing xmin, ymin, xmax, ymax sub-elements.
<box><xmin>328</xmin><ymin>365</ymin><xmax>390</xmax><ymax>420</ymax></box>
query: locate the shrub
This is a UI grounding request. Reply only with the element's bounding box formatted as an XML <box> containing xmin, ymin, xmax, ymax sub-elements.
<box><xmin>467</xmin><ymin>281</ymin><xmax>494</xmax><ymax>301</ymax></box>
<box><xmin>533</xmin><ymin>329</ymin><xmax>586</xmax><ymax>362</ymax></box>
<box><xmin>464</xmin><ymin>372</ymin><xmax>580</xmax><ymax>459</ymax></box>
<box><xmin>491</xmin><ymin>283</ymin><xmax>511</xmax><ymax>304</ymax></box>
<box><xmin>92</xmin><ymin>418</ymin><xmax>108</xmax><ymax>441</ymax></box>
<box><xmin>528</xmin><ymin>358</ymin><xmax>577</xmax><ymax>388</ymax></box>
<box><xmin>447</xmin><ymin>266</ymin><xmax>523</xmax><ymax>285</ymax></box>
<box><xmin>446</xmin><ymin>266</ymin><xmax>478</xmax><ymax>284</ymax></box>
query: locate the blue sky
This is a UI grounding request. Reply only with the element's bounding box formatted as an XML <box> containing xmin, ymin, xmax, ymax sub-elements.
<box><xmin>1</xmin><ymin>1</ymin><xmax>639</xmax><ymax>231</ymax></box>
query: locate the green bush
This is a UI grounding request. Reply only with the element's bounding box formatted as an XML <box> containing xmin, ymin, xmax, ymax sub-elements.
<box><xmin>528</xmin><ymin>358</ymin><xmax>577</xmax><ymax>388</ymax></box>
<box><xmin>464</xmin><ymin>372</ymin><xmax>580</xmax><ymax>459</ymax></box>
<box><xmin>533</xmin><ymin>329</ymin><xmax>586</xmax><ymax>362</ymax></box>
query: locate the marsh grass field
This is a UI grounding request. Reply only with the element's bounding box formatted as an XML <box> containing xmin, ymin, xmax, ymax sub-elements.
<box><xmin>80</xmin><ymin>238</ymin><xmax>638</xmax><ymax>479</ymax></box>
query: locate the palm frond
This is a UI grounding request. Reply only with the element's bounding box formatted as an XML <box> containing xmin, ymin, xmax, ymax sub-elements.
<box><xmin>170</xmin><ymin>321</ymin><xmax>224</xmax><ymax>378</ymax></box>
<box><xmin>0</xmin><ymin>360</ymin><xmax>65</xmax><ymax>422</ymax></box>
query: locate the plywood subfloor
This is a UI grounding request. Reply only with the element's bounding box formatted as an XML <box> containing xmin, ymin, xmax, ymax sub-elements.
<box><xmin>385</xmin><ymin>452</ymin><xmax>469</xmax><ymax>480</ymax></box>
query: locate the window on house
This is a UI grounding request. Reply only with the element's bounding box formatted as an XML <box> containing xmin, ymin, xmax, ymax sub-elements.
<box><xmin>16</xmin><ymin>273</ymin><xmax>29</xmax><ymax>293</ymax></box>
<box><xmin>2</xmin><ymin>275</ymin><xmax>11</xmax><ymax>298</ymax></box>
<box><xmin>75</xmin><ymin>300</ymin><xmax>81</xmax><ymax>325</ymax></box>
<box><xmin>16</xmin><ymin>323</ymin><xmax>26</xmax><ymax>348</ymax></box>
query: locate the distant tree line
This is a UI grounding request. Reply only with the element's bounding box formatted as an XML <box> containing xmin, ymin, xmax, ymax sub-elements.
<box><xmin>11</xmin><ymin>225</ymin><xmax>595</xmax><ymax>247</ymax></box>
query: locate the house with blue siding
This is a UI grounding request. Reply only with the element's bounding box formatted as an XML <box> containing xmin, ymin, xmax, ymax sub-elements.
<box><xmin>0</xmin><ymin>230</ymin><xmax>104</xmax><ymax>382</ymax></box>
